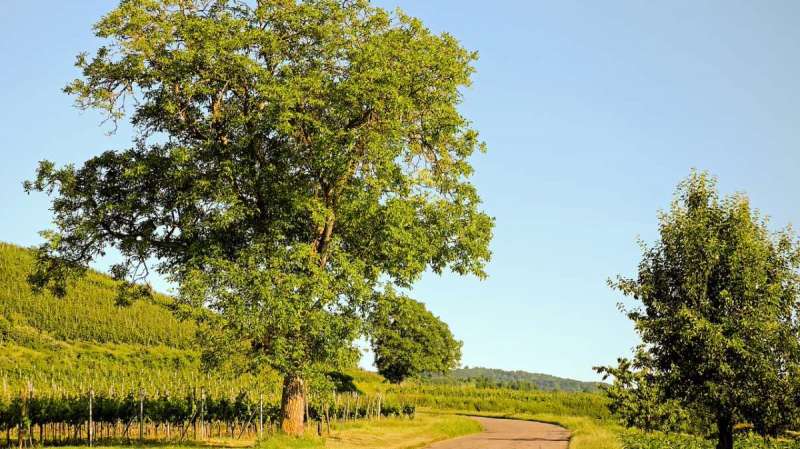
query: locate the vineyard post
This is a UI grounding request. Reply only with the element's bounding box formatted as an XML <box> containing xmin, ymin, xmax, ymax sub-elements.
<box><xmin>88</xmin><ymin>389</ymin><xmax>94</xmax><ymax>447</ymax></box>
<box><xmin>333</xmin><ymin>392</ymin><xmax>337</xmax><ymax>424</ymax></box>
<box><xmin>29</xmin><ymin>382</ymin><xmax>34</xmax><ymax>448</ymax></box>
<box><xmin>1</xmin><ymin>377</ymin><xmax>8</xmax><ymax>446</ymax></box>
<box><xmin>192</xmin><ymin>387</ymin><xmax>197</xmax><ymax>441</ymax></box>
<box><xmin>200</xmin><ymin>388</ymin><xmax>206</xmax><ymax>440</ymax></box>
<box><xmin>258</xmin><ymin>394</ymin><xmax>263</xmax><ymax>439</ymax></box>
<box><xmin>16</xmin><ymin>387</ymin><xmax>21</xmax><ymax>449</ymax></box>
<box><xmin>192</xmin><ymin>379</ymin><xmax>197</xmax><ymax>441</ymax></box>
<box><xmin>304</xmin><ymin>385</ymin><xmax>309</xmax><ymax>428</ymax></box>
<box><xmin>324</xmin><ymin>398</ymin><xmax>330</xmax><ymax>435</ymax></box>
<box><xmin>19</xmin><ymin>382</ymin><xmax>29</xmax><ymax>449</ymax></box>
<box><xmin>138</xmin><ymin>388</ymin><xmax>144</xmax><ymax>443</ymax></box>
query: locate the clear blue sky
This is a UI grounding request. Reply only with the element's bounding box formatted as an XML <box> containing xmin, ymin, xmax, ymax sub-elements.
<box><xmin>2</xmin><ymin>1</ymin><xmax>799</xmax><ymax>382</ymax></box>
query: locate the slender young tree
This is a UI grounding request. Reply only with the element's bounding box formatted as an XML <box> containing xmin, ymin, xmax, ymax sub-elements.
<box><xmin>606</xmin><ymin>172</ymin><xmax>800</xmax><ymax>449</ymax></box>
<box><xmin>25</xmin><ymin>0</ymin><xmax>492</xmax><ymax>435</ymax></box>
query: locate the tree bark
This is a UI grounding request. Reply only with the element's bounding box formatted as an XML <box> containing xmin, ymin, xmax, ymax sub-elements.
<box><xmin>280</xmin><ymin>375</ymin><xmax>306</xmax><ymax>436</ymax></box>
<box><xmin>716</xmin><ymin>413</ymin><xmax>734</xmax><ymax>449</ymax></box>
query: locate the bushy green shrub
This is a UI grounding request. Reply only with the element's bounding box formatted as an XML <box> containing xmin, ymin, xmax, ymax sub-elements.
<box><xmin>622</xmin><ymin>429</ymin><xmax>800</xmax><ymax>449</ymax></box>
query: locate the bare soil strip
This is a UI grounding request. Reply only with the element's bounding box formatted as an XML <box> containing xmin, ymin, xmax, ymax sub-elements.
<box><xmin>426</xmin><ymin>416</ymin><xmax>570</xmax><ymax>449</ymax></box>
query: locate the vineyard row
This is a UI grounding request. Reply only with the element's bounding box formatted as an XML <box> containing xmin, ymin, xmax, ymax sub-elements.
<box><xmin>0</xmin><ymin>388</ymin><xmax>415</xmax><ymax>447</ymax></box>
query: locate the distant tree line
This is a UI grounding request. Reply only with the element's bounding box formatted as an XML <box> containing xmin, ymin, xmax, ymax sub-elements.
<box><xmin>423</xmin><ymin>367</ymin><xmax>601</xmax><ymax>393</ymax></box>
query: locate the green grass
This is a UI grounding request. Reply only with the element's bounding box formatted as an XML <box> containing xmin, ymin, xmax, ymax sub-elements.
<box><xmin>258</xmin><ymin>437</ymin><xmax>325</xmax><ymax>449</ymax></box>
<box><xmin>266</xmin><ymin>414</ymin><xmax>481</xmax><ymax>449</ymax></box>
<box><xmin>46</xmin><ymin>415</ymin><xmax>481</xmax><ymax>449</ymax></box>
<box><xmin>519</xmin><ymin>413</ymin><xmax>621</xmax><ymax>449</ymax></box>
<box><xmin>324</xmin><ymin>414</ymin><xmax>481</xmax><ymax>449</ymax></box>
<box><xmin>620</xmin><ymin>429</ymin><xmax>800</xmax><ymax>449</ymax></box>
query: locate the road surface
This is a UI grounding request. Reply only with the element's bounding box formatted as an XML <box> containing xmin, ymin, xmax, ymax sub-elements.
<box><xmin>426</xmin><ymin>416</ymin><xmax>570</xmax><ymax>449</ymax></box>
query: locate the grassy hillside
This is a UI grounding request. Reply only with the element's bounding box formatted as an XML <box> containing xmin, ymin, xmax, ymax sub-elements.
<box><xmin>0</xmin><ymin>242</ymin><xmax>194</xmax><ymax>348</ymax></box>
<box><xmin>0</xmin><ymin>242</ymin><xmax>276</xmax><ymax>396</ymax></box>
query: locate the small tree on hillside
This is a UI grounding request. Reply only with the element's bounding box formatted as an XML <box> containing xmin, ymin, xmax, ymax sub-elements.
<box><xmin>25</xmin><ymin>0</ymin><xmax>492</xmax><ymax>435</ymax></box>
<box><xmin>369</xmin><ymin>288</ymin><xmax>462</xmax><ymax>384</ymax></box>
<box><xmin>604</xmin><ymin>171</ymin><xmax>800</xmax><ymax>449</ymax></box>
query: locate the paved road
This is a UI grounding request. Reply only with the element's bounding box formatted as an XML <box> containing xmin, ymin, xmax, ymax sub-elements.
<box><xmin>427</xmin><ymin>417</ymin><xmax>570</xmax><ymax>449</ymax></box>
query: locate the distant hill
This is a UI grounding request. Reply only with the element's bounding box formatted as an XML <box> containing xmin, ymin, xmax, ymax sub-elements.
<box><xmin>425</xmin><ymin>366</ymin><xmax>603</xmax><ymax>392</ymax></box>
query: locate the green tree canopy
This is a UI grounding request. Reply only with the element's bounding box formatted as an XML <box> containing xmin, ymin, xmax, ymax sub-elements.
<box><xmin>25</xmin><ymin>0</ymin><xmax>492</xmax><ymax>434</ymax></box>
<box><xmin>604</xmin><ymin>172</ymin><xmax>800</xmax><ymax>449</ymax></box>
<box><xmin>595</xmin><ymin>352</ymin><xmax>695</xmax><ymax>433</ymax></box>
<box><xmin>369</xmin><ymin>288</ymin><xmax>462</xmax><ymax>384</ymax></box>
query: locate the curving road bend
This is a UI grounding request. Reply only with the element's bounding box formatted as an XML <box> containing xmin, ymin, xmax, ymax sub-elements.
<box><xmin>426</xmin><ymin>417</ymin><xmax>570</xmax><ymax>449</ymax></box>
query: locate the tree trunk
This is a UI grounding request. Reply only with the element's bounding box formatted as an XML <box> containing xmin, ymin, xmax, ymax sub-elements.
<box><xmin>280</xmin><ymin>375</ymin><xmax>305</xmax><ymax>436</ymax></box>
<box><xmin>716</xmin><ymin>413</ymin><xmax>734</xmax><ymax>449</ymax></box>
